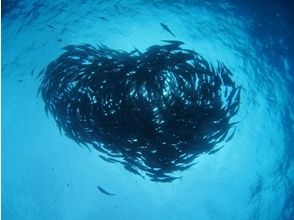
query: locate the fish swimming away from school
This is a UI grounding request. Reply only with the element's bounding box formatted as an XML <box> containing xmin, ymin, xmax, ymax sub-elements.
<box><xmin>38</xmin><ymin>41</ymin><xmax>240</xmax><ymax>182</ymax></box>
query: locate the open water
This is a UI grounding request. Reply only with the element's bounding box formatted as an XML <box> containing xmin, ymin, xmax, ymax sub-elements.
<box><xmin>2</xmin><ymin>0</ymin><xmax>294</xmax><ymax>219</ymax></box>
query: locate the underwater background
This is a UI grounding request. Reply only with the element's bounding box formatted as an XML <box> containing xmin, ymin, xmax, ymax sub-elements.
<box><xmin>2</xmin><ymin>0</ymin><xmax>294</xmax><ymax>219</ymax></box>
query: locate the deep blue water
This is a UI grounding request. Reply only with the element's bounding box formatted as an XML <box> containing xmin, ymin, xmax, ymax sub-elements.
<box><xmin>2</xmin><ymin>0</ymin><xmax>294</xmax><ymax>219</ymax></box>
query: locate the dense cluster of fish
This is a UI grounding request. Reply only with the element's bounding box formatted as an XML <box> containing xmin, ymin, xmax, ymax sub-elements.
<box><xmin>39</xmin><ymin>41</ymin><xmax>240</xmax><ymax>182</ymax></box>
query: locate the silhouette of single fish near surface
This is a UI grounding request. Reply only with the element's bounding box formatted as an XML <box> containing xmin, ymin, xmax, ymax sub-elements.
<box><xmin>97</xmin><ymin>186</ymin><xmax>116</xmax><ymax>196</ymax></box>
<box><xmin>47</xmin><ymin>24</ymin><xmax>56</xmax><ymax>30</ymax></box>
<box><xmin>160</xmin><ymin>23</ymin><xmax>176</xmax><ymax>37</ymax></box>
<box><xmin>99</xmin><ymin>16</ymin><xmax>108</xmax><ymax>21</ymax></box>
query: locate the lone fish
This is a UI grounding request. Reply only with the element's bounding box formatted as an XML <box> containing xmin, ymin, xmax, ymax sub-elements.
<box><xmin>97</xmin><ymin>186</ymin><xmax>116</xmax><ymax>196</ymax></box>
<box><xmin>160</xmin><ymin>23</ymin><xmax>176</xmax><ymax>37</ymax></box>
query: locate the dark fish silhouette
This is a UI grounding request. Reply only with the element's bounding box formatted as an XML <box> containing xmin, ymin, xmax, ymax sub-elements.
<box><xmin>47</xmin><ymin>24</ymin><xmax>56</xmax><ymax>30</ymax></box>
<box><xmin>124</xmin><ymin>164</ymin><xmax>145</xmax><ymax>179</ymax></box>
<box><xmin>160</xmin><ymin>40</ymin><xmax>185</xmax><ymax>51</ymax></box>
<box><xmin>160</xmin><ymin>23</ymin><xmax>176</xmax><ymax>37</ymax></box>
<box><xmin>161</xmin><ymin>40</ymin><xmax>183</xmax><ymax>45</ymax></box>
<box><xmin>208</xmin><ymin>146</ymin><xmax>223</xmax><ymax>155</ymax></box>
<box><xmin>36</xmin><ymin>69</ymin><xmax>45</xmax><ymax>79</ymax></box>
<box><xmin>97</xmin><ymin>186</ymin><xmax>115</xmax><ymax>196</ymax></box>
<box><xmin>225</xmin><ymin>127</ymin><xmax>237</xmax><ymax>142</ymax></box>
<box><xmin>99</xmin><ymin>16</ymin><xmax>108</xmax><ymax>21</ymax></box>
<box><xmin>151</xmin><ymin>176</ymin><xmax>181</xmax><ymax>183</ymax></box>
<box><xmin>133</xmin><ymin>47</ymin><xmax>143</xmax><ymax>55</ymax></box>
<box><xmin>99</xmin><ymin>155</ymin><xmax>118</xmax><ymax>163</ymax></box>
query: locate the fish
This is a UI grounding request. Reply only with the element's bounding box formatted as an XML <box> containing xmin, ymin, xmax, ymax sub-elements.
<box><xmin>160</xmin><ymin>40</ymin><xmax>185</xmax><ymax>51</ymax></box>
<box><xmin>99</xmin><ymin>16</ymin><xmax>108</xmax><ymax>21</ymax></box>
<box><xmin>97</xmin><ymin>186</ymin><xmax>116</xmax><ymax>196</ymax></box>
<box><xmin>208</xmin><ymin>146</ymin><xmax>223</xmax><ymax>155</ymax></box>
<box><xmin>47</xmin><ymin>24</ymin><xmax>56</xmax><ymax>30</ymax></box>
<box><xmin>133</xmin><ymin>47</ymin><xmax>143</xmax><ymax>55</ymax></box>
<box><xmin>222</xmin><ymin>73</ymin><xmax>234</xmax><ymax>87</ymax></box>
<box><xmin>225</xmin><ymin>127</ymin><xmax>237</xmax><ymax>142</ymax></box>
<box><xmin>161</xmin><ymin>40</ymin><xmax>184</xmax><ymax>45</ymax></box>
<box><xmin>36</xmin><ymin>69</ymin><xmax>45</xmax><ymax>79</ymax></box>
<box><xmin>124</xmin><ymin>164</ymin><xmax>145</xmax><ymax>179</ymax></box>
<box><xmin>160</xmin><ymin>23</ymin><xmax>176</xmax><ymax>37</ymax></box>
<box><xmin>99</xmin><ymin>155</ymin><xmax>117</xmax><ymax>163</ymax></box>
<box><xmin>151</xmin><ymin>175</ymin><xmax>181</xmax><ymax>183</ymax></box>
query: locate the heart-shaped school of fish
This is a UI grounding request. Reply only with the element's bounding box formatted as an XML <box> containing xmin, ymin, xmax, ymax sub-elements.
<box><xmin>39</xmin><ymin>41</ymin><xmax>240</xmax><ymax>182</ymax></box>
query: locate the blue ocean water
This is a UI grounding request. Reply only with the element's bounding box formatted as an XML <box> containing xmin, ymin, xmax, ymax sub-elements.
<box><xmin>2</xmin><ymin>0</ymin><xmax>294</xmax><ymax>219</ymax></box>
